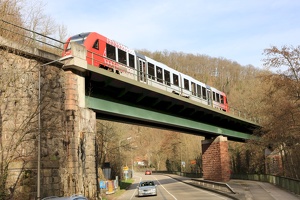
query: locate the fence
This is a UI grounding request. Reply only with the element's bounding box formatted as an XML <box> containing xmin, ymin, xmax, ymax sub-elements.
<box><xmin>0</xmin><ymin>19</ymin><xmax>64</xmax><ymax>55</ymax></box>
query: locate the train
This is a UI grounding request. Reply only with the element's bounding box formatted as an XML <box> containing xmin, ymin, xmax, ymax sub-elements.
<box><xmin>62</xmin><ymin>32</ymin><xmax>229</xmax><ymax>112</ymax></box>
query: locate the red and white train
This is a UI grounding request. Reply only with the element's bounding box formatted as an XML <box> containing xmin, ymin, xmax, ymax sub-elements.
<box><xmin>63</xmin><ymin>32</ymin><xmax>229</xmax><ymax>112</ymax></box>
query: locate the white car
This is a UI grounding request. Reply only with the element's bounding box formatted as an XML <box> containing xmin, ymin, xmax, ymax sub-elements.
<box><xmin>137</xmin><ymin>181</ymin><xmax>157</xmax><ymax>197</ymax></box>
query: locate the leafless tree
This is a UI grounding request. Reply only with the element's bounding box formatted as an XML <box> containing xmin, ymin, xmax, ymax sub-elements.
<box><xmin>260</xmin><ymin>45</ymin><xmax>300</xmax><ymax>179</ymax></box>
<box><xmin>0</xmin><ymin>49</ymin><xmax>40</xmax><ymax>199</ymax></box>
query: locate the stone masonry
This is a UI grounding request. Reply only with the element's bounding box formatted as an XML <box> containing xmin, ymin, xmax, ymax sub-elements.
<box><xmin>62</xmin><ymin>69</ymin><xmax>97</xmax><ymax>197</ymax></box>
<box><xmin>0</xmin><ymin>38</ymin><xmax>97</xmax><ymax>199</ymax></box>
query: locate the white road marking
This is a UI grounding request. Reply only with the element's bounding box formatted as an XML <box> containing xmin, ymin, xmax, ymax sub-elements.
<box><xmin>131</xmin><ymin>174</ymin><xmax>228</xmax><ymax>200</ymax></box>
<box><xmin>166</xmin><ymin>176</ymin><xmax>229</xmax><ymax>200</ymax></box>
<box><xmin>130</xmin><ymin>176</ymin><xmax>142</xmax><ymax>200</ymax></box>
<box><xmin>153</xmin><ymin>176</ymin><xmax>178</xmax><ymax>200</ymax></box>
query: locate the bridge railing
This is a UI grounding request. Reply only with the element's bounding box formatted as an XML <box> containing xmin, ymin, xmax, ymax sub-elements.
<box><xmin>85</xmin><ymin>49</ymin><xmax>260</xmax><ymax>124</ymax></box>
<box><xmin>0</xmin><ymin>19</ymin><xmax>64</xmax><ymax>55</ymax></box>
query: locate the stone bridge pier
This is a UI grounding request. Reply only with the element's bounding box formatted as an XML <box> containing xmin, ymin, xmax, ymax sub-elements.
<box><xmin>61</xmin><ymin>44</ymin><xmax>98</xmax><ymax>198</ymax></box>
<box><xmin>0</xmin><ymin>39</ymin><xmax>98</xmax><ymax>199</ymax></box>
<box><xmin>201</xmin><ymin>136</ymin><xmax>230</xmax><ymax>182</ymax></box>
<box><xmin>62</xmin><ymin>70</ymin><xmax>97</xmax><ymax>197</ymax></box>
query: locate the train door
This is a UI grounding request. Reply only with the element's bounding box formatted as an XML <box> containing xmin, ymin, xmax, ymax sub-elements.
<box><xmin>206</xmin><ymin>86</ymin><xmax>212</xmax><ymax>106</ymax></box>
<box><xmin>138</xmin><ymin>58</ymin><xmax>147</xmax><ymax>83</ymax></box>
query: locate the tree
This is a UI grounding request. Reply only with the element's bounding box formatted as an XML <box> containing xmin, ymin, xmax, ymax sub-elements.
<box><xmin>260</xmin><ymin>45</ymin><xmax>300</xmax><ymax>178</ymax></box>
<box><xmin>0</xmin><ymin>43</ymin><xmax>69</xmax><ymax>198</ymax></box>
<box><xmin>138</xmin><ymin>49</ymin><xmax>264</xmax><ymax>119</ymax></box>
<box><xmin>0</xmin><ymin>40</ymin><xmax>37</xmax><ymax>198</ymax></box>
<box><xmin>96</xmin><ymin>121</ymin><xmax>116</xmax><ymax>169</ymax></box>
<box><xmin>1</xmin><ymin>0</ymin><xmax>68</xmax><ymax>55</ymax></box>
<box><xmin>0</xmin><ymin>1</ymin><xmax>69</xmax><ymax>196</ymax></box>
<box><xmin>0</xmin><ymin>0</ymin><xmax>25</xmax><ymax>41</ymax></box>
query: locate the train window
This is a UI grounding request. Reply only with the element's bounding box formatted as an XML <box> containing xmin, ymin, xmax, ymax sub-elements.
<box><xmin>213</xmin><ymin>92</ymin><xmax>216</xmax><ymax>101</ymax></box>
<box><xmin>216</xmin><ymin>93</ymin><xmax>220</xmax><ymax>102</ymax></box>
<box><xmin>164</xmin><ymin>70</ymin><xmax>171</xmax><ymax>86</ymax></box>
<box><xmin>69</xmin><ymin>33</ymin><xmax>89</xmax><ymax>46</ymax></box>
<box><xmin>191</xmin><ymin>82</ymin><xmax>196</xmax><ymax>95</ymax></box>
<box><xmin>129</xmin><ymin>53</ymin><xmax>135</xmax><ymax>68</ymax></box>
<box><xmin>106</xmin><ymin>44</ymin><xmax>116</xmax><ymax>60</ymax></box>
<box><xmin>118</xmin><ymin>49</ymin><xmax>127</xmax><ymax>65</ymax></box>
<box><xmin>148</xmin><ymin>63</ymin><xmax>155</xmax><ymax>80</ymax></box>
<box><xmin>202</xmin><ymin>87</ymin><xmax>207</xmax><ymax>100</ymax></box>
<box><xmin>173</xmin><ymin>74</ymin><xmax>179</xmax><ymax>86</ymax></box>
<box><xmin>156</xmin><ymin>66</ymin><xmax>163</xmax><ymax>83</ymax></box>
<box><xmin>92</xmin><ymin>39</ymin><xmax>99</xmax><ymax>50</ymax></box>
<box><xmin>184</xmin><ymin>79</ymin><xmax>189</xmax><ymax>90</ymax></box>
<box><xmin>220</xmin><ymin>95</ymin><xmax>224</xmax><ymax>104</ymax></box>
<box><xmin>197</xmin><ymin>85</ymin><xmax>201</xmax><ymax>98</ymax></box>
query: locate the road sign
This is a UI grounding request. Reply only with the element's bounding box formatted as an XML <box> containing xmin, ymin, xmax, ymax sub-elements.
<box><xmin>190</xmin><ymin>159</ymin><xmax>196</xmax><ymax>165</ymax></box>
<box><xmin>99</xmin><ymin>181</ymin><xmax>106</xmax><ymax>189</ymax></box>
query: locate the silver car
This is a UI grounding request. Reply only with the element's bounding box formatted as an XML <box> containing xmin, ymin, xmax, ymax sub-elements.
<box><xmin>137</xmin><ymin>180</ymin><xmax>157</xmax><ymax>197</ymax></box>
<box><xmin>42</xmin><ymin>194</ymin><xmax>88</xmax><ymax>200</ymax></box>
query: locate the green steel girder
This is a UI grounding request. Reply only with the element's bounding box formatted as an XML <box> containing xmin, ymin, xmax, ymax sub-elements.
<box><xmin>86</xmin><ymin>96</ymin><xmax>253</xmax><ymax>141</ymax></box>
<box><xmin>80</xmin><ymin>64</ymin><xmax>260</xmax><ymax>142</ymax></box>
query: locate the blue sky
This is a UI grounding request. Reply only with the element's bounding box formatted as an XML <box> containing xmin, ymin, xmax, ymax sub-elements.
<box><xmin>42</xmin><ymin>0</ymin><xmax>300</xmax><ymax>68</ymax></box>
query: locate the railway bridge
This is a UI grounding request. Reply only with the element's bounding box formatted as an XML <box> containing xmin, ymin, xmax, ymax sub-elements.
<box><xmin>0</xmin><ymin>35</ymin><xmax>260</xmax><ymax>199</ymax></box>
<box><xmin>63</xmin><ymin>41</ymin><xmax>260</xmax><ymax>182</ymax></box>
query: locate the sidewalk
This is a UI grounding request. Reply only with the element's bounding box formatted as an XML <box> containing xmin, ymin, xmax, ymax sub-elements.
<box><xmin>167</xmin><ymin>174</ymin><xmax>300</xmax><ymax>200</ymax></box>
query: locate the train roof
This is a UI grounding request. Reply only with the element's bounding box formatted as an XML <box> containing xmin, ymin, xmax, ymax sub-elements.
<box><xmin>70</xmin><ymin>32</ymin><xmax>91</xmax><ymax>40</ymax></box>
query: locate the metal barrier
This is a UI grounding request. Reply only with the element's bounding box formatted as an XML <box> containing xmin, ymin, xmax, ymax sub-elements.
<box><xmin>190</xmin><ymin>179</ymin><xmax>236</xmax><ymax>194</ymax></box>
<box><xmin>0</xmin><ymin>19</ymin><xmax>64</xmax><ymax>55</ymax></box>
<box><xmin>231</xmin><ymin>174</ymin><xmax>300</xmax><ymax>195</ymax></box>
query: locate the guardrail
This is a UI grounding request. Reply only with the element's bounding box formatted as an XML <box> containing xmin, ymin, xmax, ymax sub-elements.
<box><xmin>231</xmin><ymin>174</ymin><xmax>300</xmax><ymax>195</ymax></box>
<box><xmin>190</xmin><ymin>179</ymin><xmax>236</xmax><ymax>194</ymax></box>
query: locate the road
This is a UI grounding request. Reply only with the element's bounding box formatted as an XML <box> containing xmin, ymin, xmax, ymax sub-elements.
<box><xmin>116</xmin><ymin>172</ymin><xmax>232</xmax><ymax>200</ymax></box>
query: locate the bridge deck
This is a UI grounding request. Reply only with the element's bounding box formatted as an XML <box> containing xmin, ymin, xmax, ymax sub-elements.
<box><xmin>82</xmin><ymin>64</ymin><xmax>259</xmax><ymax>142</ymax></box>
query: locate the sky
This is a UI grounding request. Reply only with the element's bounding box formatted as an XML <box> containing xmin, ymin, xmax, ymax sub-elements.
<box><xmin>41</xmin><ymin>0</ymin><xmax>300</xmax><ymax>68</ymax></box>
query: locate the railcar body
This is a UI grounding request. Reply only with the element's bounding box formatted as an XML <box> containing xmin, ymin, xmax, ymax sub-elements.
<box><xmin>63</xmin><ymin>32</ymin><xmax>229</xmax><ymax>112</ymax></box>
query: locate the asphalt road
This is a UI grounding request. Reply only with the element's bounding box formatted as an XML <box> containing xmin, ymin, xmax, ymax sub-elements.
<box><xmin>116</xmin><ymin>172</ymin><xmax>232</xmax><ymax>200</ymax></box>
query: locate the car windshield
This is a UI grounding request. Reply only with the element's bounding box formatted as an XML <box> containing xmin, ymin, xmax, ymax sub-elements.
<box><xmin>140</xmin><ymin>181</ymin><xmax>154</xmax><ymax>187</ymax></box>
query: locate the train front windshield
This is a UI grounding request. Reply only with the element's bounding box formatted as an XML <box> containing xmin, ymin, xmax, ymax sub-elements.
<box><xmin>65</xmin><ymin>32</ymin><xmax>91</xmax><ymax>50</ymax></box>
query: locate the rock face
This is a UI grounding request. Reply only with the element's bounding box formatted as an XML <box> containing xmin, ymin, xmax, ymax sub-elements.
<box><xmin>0</xmin><ymin>49</ymin><xmax>97</xmax><ymax>199</ymax></box>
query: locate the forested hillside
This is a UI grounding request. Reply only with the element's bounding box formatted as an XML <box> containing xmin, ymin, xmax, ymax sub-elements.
<box><xmin>138</xmin><ymin>49</ymin><xmax>268</xmax><ymax>117</ymax></box>
<box><xmin>96</xmin><ymin>47</ymin><xmax>299</xmax><ymax>179</ymax></box>
<box><xmin>99</xmin><ymin>49</ymin><xmax>269</xmax><ymax>176</ymax></box>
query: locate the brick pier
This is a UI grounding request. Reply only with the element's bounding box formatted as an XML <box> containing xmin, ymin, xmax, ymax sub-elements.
<box><xmin>201</xmin><ymin>136</ymin><xmax>230</xmax><ymax>182</ymax></box>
